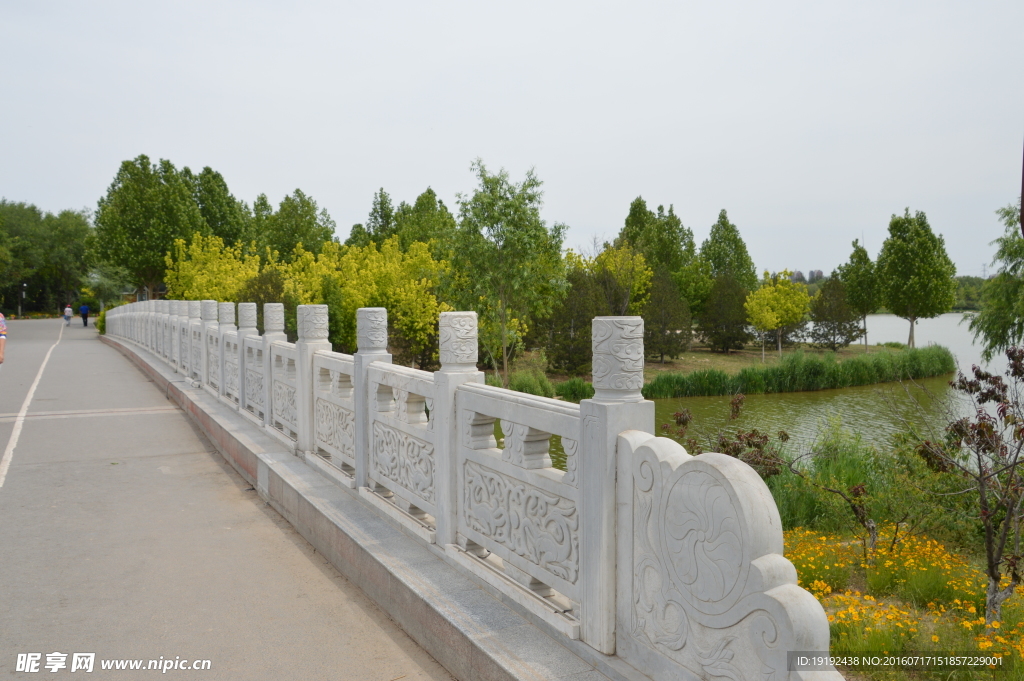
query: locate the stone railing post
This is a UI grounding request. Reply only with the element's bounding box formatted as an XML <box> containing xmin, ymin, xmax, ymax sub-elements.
<box><xmin>579</xmin><ymin>316</ymin><xmax>653</xmax><ymax>654</ymax></box>
<box><xmin>147</xmin><ymin>300</ymin><xmax>156</xmax><ymax>351</ymax></box>
<box><xmin>200</xmin><ymin>300</ymin><xmax>218</xmax><ymax>386</ymax></box>
<box><xmin>433</xmin><ymin>311</ymin><xmax>483</xmax><ymax>547</ymax></box>
<box><xmin>261</xmin><ymin>303</ymin><xmax>287</xmax><ymax>428</ymax></box>
<box><xmin>218</xmin><ymin>303</ymin><xmax>236</xmax><ymax>398</ymax></box>
<box><xmin>163</xmin><ymin>301</ymin><xmax>172</xmax><ymax>363</ymax></box>
<box><xmin>169</xmin><ymin>301</ymin><xmax>181</xmax><ymax>371</ymax></box>
<box><xmin>158</xmin><ymin>300</ymin><xmax>168</xmax><ymax>361</ymax></box>
<box><xmin>295</xmin><ymin>305</ymin><xmax>331</xmax><ymax>456</ymax></box>
<box><xmin>187</xmin><ymin>301</ymin><xmax>202</xmax><ymax>380</ymax></box>
<box><xmin>237</xmin><ymin>303</ymin><xmax>259</xmax><ymax>413</ymax></box>
<box><xmin>353</xmin><ymin>308</ymin><xmax>391</xmax><ymax>489</ymax></box>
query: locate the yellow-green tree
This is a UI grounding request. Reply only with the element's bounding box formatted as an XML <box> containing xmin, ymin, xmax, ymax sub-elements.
<box><xmin>744</xmin><ymin>270</ymin><xmax>809</xmax><ymax>359</ymax></box>
<box><xmin>164</xmin><ymin>233</ymin><xmax>261</xmax><ymax>301</ymax></box>
<box><xmin>594</xmin><ymin>245</ymin><xmax>652</xmax><ymax>315</ymax></box>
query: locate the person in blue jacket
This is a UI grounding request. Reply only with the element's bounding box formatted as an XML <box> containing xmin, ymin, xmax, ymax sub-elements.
<box><xmin>79</xmin><ymin>303</ymin><xmax>89</xmax><ymax>327</ymax></box>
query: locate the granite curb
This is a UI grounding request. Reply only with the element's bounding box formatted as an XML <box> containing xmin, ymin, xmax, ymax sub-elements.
<box><xmin>100</xmin><ymin>334</ymin><xmax>629</xmax><ymax>681</ymax></box>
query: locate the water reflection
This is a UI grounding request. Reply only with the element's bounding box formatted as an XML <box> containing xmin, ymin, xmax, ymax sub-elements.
<box><xmin>653</xmin><ymin>313</ymin><xmax>993</xmax><ymax>451</ymax></box>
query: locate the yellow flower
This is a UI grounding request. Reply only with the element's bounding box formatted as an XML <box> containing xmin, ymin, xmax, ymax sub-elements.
<box><xmin>932</xmin><ymin>635</ymin><xmax>939</xmax><ymax>643</ymax></box>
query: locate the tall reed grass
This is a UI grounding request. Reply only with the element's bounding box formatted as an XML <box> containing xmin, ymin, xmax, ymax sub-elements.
<box><xmin>642</xmin><ymin>346</ymin><xmax>955</xmax><ymax>399</ymax></box>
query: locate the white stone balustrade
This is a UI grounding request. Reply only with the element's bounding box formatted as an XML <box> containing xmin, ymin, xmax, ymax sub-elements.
<box><xmin>104</xmin><ymin>299</ymin><xmax>842</xmax><ymax>681</ymax></box>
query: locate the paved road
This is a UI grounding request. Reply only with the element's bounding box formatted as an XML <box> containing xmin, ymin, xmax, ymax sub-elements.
<box><xmin>0</xmin><ymin>319</ymin><xmax>454</xmax><ymax>680</ymax></box>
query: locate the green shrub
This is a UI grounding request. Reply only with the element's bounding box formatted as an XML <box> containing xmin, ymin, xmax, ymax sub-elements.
<box><xmin>555</xmin><ymin>377</ymin><xmax>594</xmax><ymax>403</ymax></box>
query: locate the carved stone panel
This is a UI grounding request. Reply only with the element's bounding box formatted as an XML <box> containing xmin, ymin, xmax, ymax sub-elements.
<box><xmin>298</xmin><ymin>304</ymin><xmax>329</xmax><ymax>340</ymax></box>
<box><xmin>272</xmin><ymin>380</ymin><xmax>297</xmax><ymax>429</ymax></box>
<box><xmin>238</xmin><ymin>303</ymin><xmax>257</xmax><ymax>329</ymax></box>
<box><xmin>439</xmin><ymin>311</ymin><xmax>477</xmax><ymax>369</ymax></box>
<box><xmin>201</xmin><ymin>300</ymin><xmax>217</xmax><ymax>321</ymax></box>
<box><xmin>591</xmin><ymin>317</ymin><xmax>644</xmax><ymax>402</ymax></box>
<box><xmin>264</xmin><ymin>303</ymin><xmax>284</xmax><ymax>333</ymax></box>
<box><xmin>315</xmin><ymin>398</ymin><xmax>355</xmax><ymax>459</ymax></box>
<box><xmin>462</xmin><ymin>459</ymin><xmax>579</xmax><ymax>584</ymax></box>
<box><xmin>371</xmin><ymin>421</ymin><xmax>434</xmax><ymax>505</ymax></box>
<box><xmin>188</xmin><ymin>301</ymin><xmax>201</xmax><ymax>319</ymax></box>
<box><xmin>224</xmin><ymin>355</ymin><xmax>239</xmax><ymax>395</ymax></box>
<box><xmin>619</xmin><ymin>435</ymin><xmax>838</xmax><ymax>681</ymax></box>
<box><xmin>218</xmin><ymin>302</ymin><xmax>235</xmax><ymax>326</ymax></box>
<box><xmin>357</xmin><ymin>308</ymin><xmax>388</xmax><ymax>352</ymax></box>
<box><xmin>245</xmin><ymin>368</ymin><xmax>264</xmax><ymax>408</ymax></box>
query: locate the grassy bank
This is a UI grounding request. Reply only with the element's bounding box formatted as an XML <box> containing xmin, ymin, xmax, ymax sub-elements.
<box><xmin>553</xmin><ymin>345</ymin><xmax>955</xmax><ymax>402</ymax></box>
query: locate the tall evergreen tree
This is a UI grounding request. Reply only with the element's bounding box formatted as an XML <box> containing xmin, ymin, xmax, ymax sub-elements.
<box><xmin>644</xmin><ymin>267</ymin><xmax>692</xmax><ymax>362</ymax></box>
<box><xmin>877</xmin><ymin>209</ymin><xmax>957</xmax><ymax>347</ymax></box>
<box><xmin>183</xmin><ymin>166</ymin><xmax>250</xmax><ymax>245</ymax></box>
<box><xmin>699</xmin><ymin>209</ymin><xmax>758</xmax><ymax>292</ymax></box>
<box><xmin>698</xmin><ymin>274</ymin><xmax>751</xmax><ymax>353</ymax></box>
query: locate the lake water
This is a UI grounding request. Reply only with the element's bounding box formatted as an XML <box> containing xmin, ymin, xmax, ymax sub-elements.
<box><xmin>653</xmin><ymin>313</ymin><xmax>999</xmax><ymax>451</ymax></box>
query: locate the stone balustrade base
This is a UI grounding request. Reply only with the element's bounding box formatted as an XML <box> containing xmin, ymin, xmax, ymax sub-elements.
<box><xmin>101</xmin><ymin>334</ymin><xmax>659</xmax><ymax>681</ymax></box>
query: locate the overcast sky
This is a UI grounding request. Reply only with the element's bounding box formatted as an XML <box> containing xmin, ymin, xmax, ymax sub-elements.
<box><xmin>2</xmin><ymin>1</ymin><xmax>1022</xmax><ymax>278</ymax></box>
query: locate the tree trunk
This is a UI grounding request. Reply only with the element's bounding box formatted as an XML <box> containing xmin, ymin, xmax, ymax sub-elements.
<box><xmin>777</xmin><ymin>328</ymin><xmax>782</xmax><ymax>358</ymax></box>
<box><xmin>761</xmin><ymin>335</ymin><xmax>765</xmax><ymax>363</ymax></box>
<box><xmin>987</xmin><ymin>577</ymin><xmax>1017</xmax><ymax>626</ymax></box>
<box><xmin>908</xmin><ymin>317</ymin><xmax>916</xmax><ymax>348</ymax></box>
<box><xmin>863</xmin><ymin>315</ymin><xmax>868</xmax><ymax>348</ymax></box>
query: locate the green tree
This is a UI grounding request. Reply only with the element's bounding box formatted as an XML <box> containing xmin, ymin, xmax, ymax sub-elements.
<box><xmin>699</xmin><ymin>209</ymin><xmax>758</xmax><ymax>292</ymax></box>
<box><xmin>877</xmin><ymin>209</ymin><xmax>957</xmax><ymax>348</ymax></box>
<box><xmin>698</xmin><ymin>274</ymin><xmax>751</xmax><ymax>353</ymax></box>
<box><xmin>954</xmin><ymin>275</ymin><xmax>985</xmax><ymax>311</ymax></box>
<box><xmin>836</xmin><ymin>239</ymin><xmax>878</xmax><ymax>347</ymax></box>
<box><xmin>808</xmin><ymin>276</ymin><xmax>862</xmax><ymax>351</ymax></box>
<box><xmin>644</xmin><ymin>266</ymin><xmax>692</xmax><ymax>362</ymax></box>
<box><xmin>969</xmin><ymin>199</ymin><xmax>1024</xmax><ymax>360</ymax></box>
<box><xmin>345</xmin><ymin>188</ymin><xmax>396</xmax><ymax>248</ymax></box>
<box><xmin>261</xmin><ymin>189</ymin><xmax>336</xmax><ymax>259</ymax></box>
<box><xmin>451</xmin><ymin>160</ymin><xmax>567</xmax><ymax>386</ymax></box>
<box><xmin>675</xmin><ymin>255</ymin><xmax>714</xmax><ymax>320</ymax></box>
<box><xmin>618</xmin><ymin>197</ymin><xmax>693</xmax><ymax>274</ymax></box>
<box><xmin>38</xmin><ymin>210</ymin><xmax>92</xmax><ymax>304</ymax></box>
<box><xmin>183</xmin><ymin>166</ymin><xmax>251</xmax><ymax>245</ymax></box>
<box><xmin>393</xmin><ymin>187</ymin><xmax>458</xmax><ymax>258</ymax></box>
<box><xmin>541</xmin><ymin>253</ymin><xmax>604</xmax><ymax>375</ymax></box>
<box><xmin>594</xmin><ymin>244</ymin><xmax>652</xmax><ymax>315</ymax></box>
<box><xmin>744</xmin><ymin>270</ymin><xmax>810</xmax><ymax>359</ymax></box>
<box><xmin>94</xmin><ymin>155</ymin><xmax>206</xmax><ymax>298</ymax></box>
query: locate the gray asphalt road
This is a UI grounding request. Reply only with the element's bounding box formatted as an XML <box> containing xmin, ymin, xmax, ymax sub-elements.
<box><xmin>0</xmin><ymin>319</ymin><xmax>454</xmax><ymax>680</ymax></box>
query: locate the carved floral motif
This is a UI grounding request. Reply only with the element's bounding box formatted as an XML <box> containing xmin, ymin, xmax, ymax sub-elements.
<box><xmin>372</xmin><ymin>421</ymin><xmax>434</xmax><ymax>504</ymax></box>
<box><xmin>245</xmin><ymin>368</ymin><xmax>264</xmax><ymax>409</ymax></box>
<box><xmin>462</xmin><ymin>459</ymin><xmax>579</xmax><ymax>584</ymax></box>
<box><xmin>272</xmin><ymin>380</ymin><xmax>297</xmax><ymax>429</ymax></box>
<box><xmin>315</xmin><ymin>398</ymin><xmax>355</xmax><ymax>460</ymax></box>
<box><xmin>225</xmin><ymin>352</ymin><xmax>238</xmax><ymax>395</ymax></box>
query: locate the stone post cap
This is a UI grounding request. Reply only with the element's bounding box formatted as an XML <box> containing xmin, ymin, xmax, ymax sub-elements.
<box><xmin>264</xmin><ymin>303</ymin><xmax>285</xmax><ymax>333</ymax></box>
<box><xmin>218</xmin><ymin>302</ymin><xmax>235</xmax><ymax>326</ymax></box>
<box><xmin>297</xmin><ymin>305</ymin><xmax>329</xmax><ymax>341</ymax></box>
<box><xmin>238</xmin><ymin>303</ymin><xmax>257</xmax><ymax>329</ymax></box>
<box><xmin>201</xmin><ymin>300</ymin><xmax>218</xmax><ymax>321</ymax></box>
<box><xmin>188</xmin><ymin>301</ymin><xmax>201</xmax><ymax>319</ymax></box>
<box><xmin>439</xmin><ymin>311</ymin><xmax>478</xmax><ymax>370</ymax></box>
<box><xmin>156</xmin><ymin>300</ymin><xmax>165</xmax><ymax>314</ymax></box>
<box><xmin>356</xmin><ymin>308</ymin><xmax>388</xmax><ymax>352</ymax></box>
<box><xmin>172</xmin><ymin>300</ymin><xmax>185</xmax><ymax>316</ymax></box>
<box><xmin>591</xmin><ymin>316</ymin><xmax>645</xmax><ymax>403</ymax></box>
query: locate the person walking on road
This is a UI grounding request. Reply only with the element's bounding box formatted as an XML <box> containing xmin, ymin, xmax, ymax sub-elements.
<box><xmin>64</xmin><ymin>305</ymin><xmax>72</xmax><ymax>326</ymax></box>
<box><xmin>0</xmin><ymin>312</ymin><xmax>6</xmax><ymax>364</ymax></box>
<box><xmin>79</xmin><ymin>303</ymin><xmax>89</xmax><ymax>327</ymax></box>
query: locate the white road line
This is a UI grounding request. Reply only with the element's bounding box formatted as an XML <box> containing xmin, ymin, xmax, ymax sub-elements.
<box><xmin>0</xmin><ymin>323</ymin><xmax>64</xmax><ymax>488</ymax></box>
<box><xmin>0</xmin><ymin>407</ymin><xmax>179</xmax><ymax>423</ymax></box>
